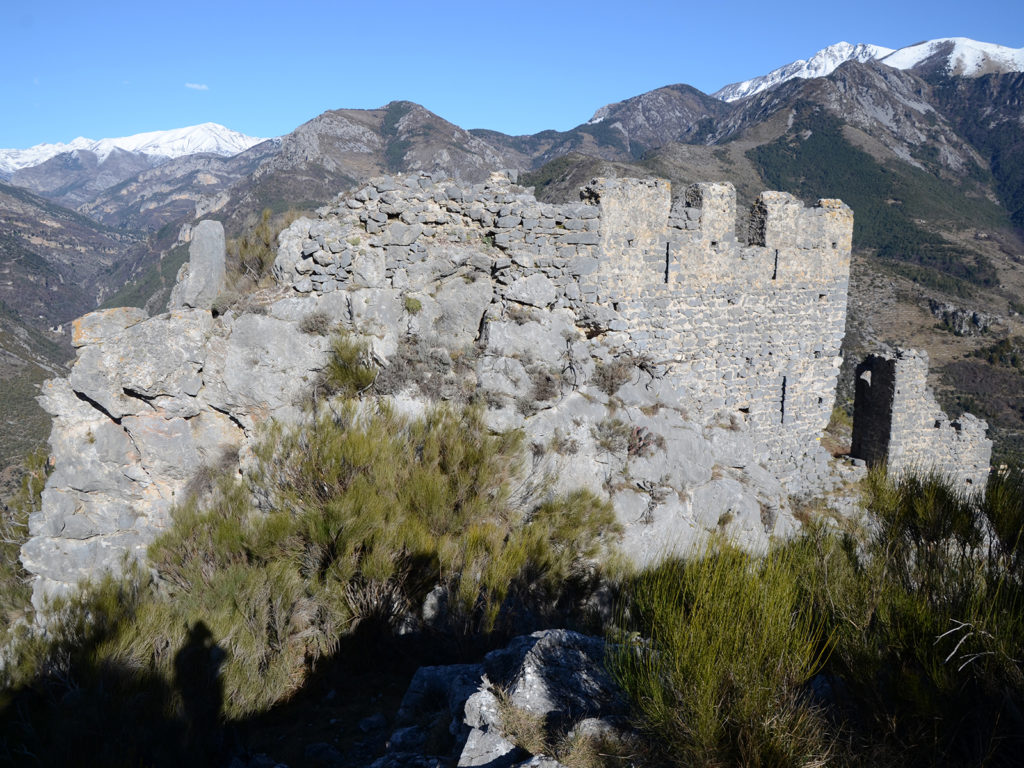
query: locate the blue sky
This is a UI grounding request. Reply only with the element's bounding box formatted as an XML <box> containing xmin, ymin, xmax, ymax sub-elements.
<box><xmin>1</xmin><ymin>0</ymin><xmax>1022</xmax><ymax>148</ymax></box>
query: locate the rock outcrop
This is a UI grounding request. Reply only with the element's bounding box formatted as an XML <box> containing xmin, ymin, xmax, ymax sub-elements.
<box><xmin>370</xmin><ymin>629</ymin><xmax>628</xmax><ymax>768</ymax></box>
<box><xmin>25</xmin><ymin>170</ymin><xmax>866</xmax><ymax>606</ymax></box>
<box><xmin>168</xmin><ymin>219</ymin><xmax>227</xmax><ymax>310</ymax></box>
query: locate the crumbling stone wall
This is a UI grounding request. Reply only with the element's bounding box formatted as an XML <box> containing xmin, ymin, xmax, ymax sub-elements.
<box><xmin>851</xmin><ymin>348</ymin><xmax>992</xmax><ymax>491</ymax></box>
<box><xmin>276</xmin><ymin>172</ymin><xmax>853</xmax><ymax>493</ymax></box>
<box><xmin>25</xmin><ymin>170</ymin><xmax>858</xmax><ymax>609</ymax></box>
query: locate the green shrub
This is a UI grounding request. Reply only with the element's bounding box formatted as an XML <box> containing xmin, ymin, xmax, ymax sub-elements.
<box><xmin>0</xmin><ymin>571</ymin><xmax>212</xmax><ymax>766</ymax></box>
<box><xmin>610</xmin><ymin>543</ymin><xmax>830</xmax><ymax>767</ymax></box>
<box><xmin>800</xmin><ymin>468</ymin><xmax>1024</xmax><ymax>765</ymax></box>
<box><xmin>0</xmin><ymin>401</ymin><xmax>619</xmax><ymax>729</ymax></box>
<box><xmin>229</xmin><ymin>208</ymin><xmax>276</xmax><ymax>283</ymax></box>
<box><xmin>318</xmin><ymin>331</ymin><xmax>378</xmax><ymax>398</ymax></box>
<box><xmin>227</xmin><ymin>208</ymin><xmax>303</xmax><ymax>288</ymax></box>
<box><xmin>404</xmin><ymin>296</ymin><xmax>423</xmax><ymax>315</ymax></box>
<box><xmin>592</xmin><ymin>418</ymin><xmax>631</xmax><ymax>455</ymax></box>
<box><xmin>0</xmin><ymin>447</ymin><xmax>48</xmax><ymax>632</ymax></box>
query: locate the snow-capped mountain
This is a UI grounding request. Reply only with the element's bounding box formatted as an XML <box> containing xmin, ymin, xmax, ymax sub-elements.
<box><xmin>0</xmin><ymin>123</ymin><xmax>267</xmax><ymax>174</ymax></box>
<box><xmin>880</xmin><ymin>37</ymin><xmax>1024</xmax><ymax>77</ymax></box>
<box><xmin>713</xmin><ymin>42</ymin><xmax>894</xmax><ymax>102</ymax></box>
<box><xmin>713</xmin><ymin>38</ymin><xmax>1024</xmax><ymax>102</ymax></box>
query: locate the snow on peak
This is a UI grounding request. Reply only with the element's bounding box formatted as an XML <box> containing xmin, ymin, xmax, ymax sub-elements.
<box><xmin>879</xmin><ymin>38</ymin><xmax>1024</xmax><ymax>77</ymax></box>
<box><xmin>587</xmin><ymin>104</ymin><xmax>615</xmax><ymax>125</ymax></box>
<box><xmin>712</xmin><ymin>38</ymin><xmax>1024</xmax><ymax>102</ymax></box>
<box><xmin>0</xmin><ymin>123</ymin><xmax>267</xmax><ymax>174</ymax></box>
<box><xmin>713</xmin><ymin>42</ymin><xmax>893</xmax><ymax>102</ymax></box>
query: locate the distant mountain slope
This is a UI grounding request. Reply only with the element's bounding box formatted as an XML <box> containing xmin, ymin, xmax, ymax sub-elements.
<box><xmin>474</xmin><ymin>84</ymin><xmax>729</xmax><ymax>166</ymax></box>
<box><xmin>0</xmin><ymin>181</ymin><xmax>149</xmax><ymax>327</ymax></box>
<box><xmin>0</xmin><ymin>123</ymin><xmax>266</xmax><ymax>174</ymax></box>
<box><xmin>0</xmin><ymin>299</ymin><xmax>66</xmax><ymax>489</ymax></box>
<box><xmin>926</xmin><ymin>71</ymin><xmax>1024</xmax><ymax>230</ymax></box>
<box><xmin>8</xmin><ymin>148</ymin><xmax>157</xmax><ymax>209</ymax></box>
<box><xmin>883</xmin><ymin>38</ymin><xmax>1024</xmax><ymax>77</ymax></box>
<box><xmin>713</xmin><ymin>42</ymin><xmax>893</xmax><ymax>102</ymax></box>
<box><xmin>222</xmin><ymin>101</ymin><xmax>513</xmax><ymax>227</ymax></box>
<box><xmin>713</xmin><ymin>38</ymin><xmax>1024</xmax><ymax>102</ymax></box>
<box><xmin>78</xmin><ymin>140</ymin><xmax>280</xmax><ymax>231</ymax></box>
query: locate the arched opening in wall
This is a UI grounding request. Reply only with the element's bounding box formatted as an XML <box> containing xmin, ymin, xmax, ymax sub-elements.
<box><xmin>780</xmin><ymin>376</ymin><xmax>787</xmax><ymax>424</ymax></box>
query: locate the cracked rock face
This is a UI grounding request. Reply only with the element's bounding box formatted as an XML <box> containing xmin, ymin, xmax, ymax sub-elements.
<box><xmin>25</xmin><ymin>171</ymin><xmax>862</xmax><ymax>607</ymax></box>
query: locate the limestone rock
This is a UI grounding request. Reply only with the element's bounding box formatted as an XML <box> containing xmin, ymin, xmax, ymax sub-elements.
<box><xmin>432</xmin><ymin>274</ymin><xmax>494</xmax><ymax>347</ymax></box>
<box><xmin>71</xmin><ymin>307</ymin><xmax>148</xmax><ymax>348</ymax></box>
<box><xmin>202</xmin><ymin>313</ymin><xmax>331</xmax><ymax>423</ymax></box>
<box><xmin>168</xmin><ymin>220</ymin><xmax>227</xmax><ymax>310</ymax></box>
<box><xmin>68</xmin><ymin>309</ymin><xmax>212</xmax><ymax>419</ymax></box>
<box><xmin>505</xmin><ymin>274</ymin><xmax>556</xmax><ymax>308</ymax></box>
<box><xmin>375</xmin><ymin>630</ymin><xmax>626</xmax><ymax>768</ymax></box>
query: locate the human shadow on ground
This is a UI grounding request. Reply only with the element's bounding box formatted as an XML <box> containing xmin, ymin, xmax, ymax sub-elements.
<box><xmin>0</xmin><ymin>619</ymin><xmax>229</xmax><ymax>768</ymax></box>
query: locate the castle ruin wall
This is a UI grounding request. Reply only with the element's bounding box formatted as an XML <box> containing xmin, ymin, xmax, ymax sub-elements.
<box><xmin>277</xmin><ymin>172</ymin><xmax>854</xmax><ymax>493</ymax></box>
<box><xmin>851</xmin><ymin>349</ymin><xmax>992</xmax><ymax>491</ymax></box>
<box><xmin>25</xmin><ymin>171</ymin><xmax>859</xmax><ymax>607</ymax></box>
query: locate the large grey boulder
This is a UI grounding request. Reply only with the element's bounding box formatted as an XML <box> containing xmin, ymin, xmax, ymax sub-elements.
<box><xmin>169</xmin><ymin>220</ymin><xmax>227</xmax><ymax>310</ymax></box>
<box><xmin>432</xmin><ymin>274</ymin><xmax>494</xmax><ymax>347</ymax></box>
<box><xmin>372</xmin><ymin>630</ymin><xmax>627</xmax><ymax>768</ymax></box>
<box><xmin>71</xmin><ymin>306</ymin><xmax>148</xmax><ymax>348</ymax></box>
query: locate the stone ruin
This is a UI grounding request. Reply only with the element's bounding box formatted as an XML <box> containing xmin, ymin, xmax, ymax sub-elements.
<box><xmin>851</xmin><ymin>348</ymin><xmax>992</xmax><ymax>491</ymax></box>
<box><xmin>19</xmin><ymin>170</ymin><xmax>992</xmax><ymax>609</ymax></box>
<box><xmin>274</xmin><ymin>173</ymin><xmax>854</xmax><ymax>492</ymax></box>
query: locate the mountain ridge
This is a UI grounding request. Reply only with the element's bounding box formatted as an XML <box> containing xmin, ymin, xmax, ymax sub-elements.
<box><xmin>0</xmin><ymin>123</ymin><xmax>267</xmax><ymax>175</ymax></box>
<box><xmin>2</xmin><ymin>35</ymin><xmax>1024</xmax><ymax>480</ymax></box>
<box><xmin>714</xmin><ymin>37</ymin><xmax>1024</xmax><ymax>102</ymax></box>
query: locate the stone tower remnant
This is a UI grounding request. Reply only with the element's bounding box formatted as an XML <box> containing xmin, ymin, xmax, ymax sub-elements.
<box><xmin>851</xmin><ymin>348</ymin><xmax>992</xmax><ymax>491</ymax></box>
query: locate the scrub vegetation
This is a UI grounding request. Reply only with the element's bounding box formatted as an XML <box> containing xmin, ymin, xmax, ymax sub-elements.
<box><xmin>611</xmin><ymin>466</ymin><xmax>1024</xmax><ymax>767</ymax></box>
<box><xmin>1</xmin><ymin>333</ymin><xmax>1022</xmax><ymax>766</ymax></box>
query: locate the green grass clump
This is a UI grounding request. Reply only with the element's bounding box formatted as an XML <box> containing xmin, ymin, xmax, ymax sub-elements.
<box><xmin>0</xmin><ymin>571</ymin><xmax>211</xmax><ymax>767</ymax></box>
<box><xmin>229</xmin><ymin>208</ymin><xmax>277</xmax><ymax>284</ymax></box>
<box><xmin>227</xmin><ymin>207</ymin><xmax>304</xmax><ymax>288</ymax></box>
<box><xmin>146</xmin><ymin>404</ymin><xmax>617</xmax><ymax>712</ymax></box>
<box><xmin>318</xmin><ymin>331</ymin><xmax>378</xmax><ymax>398</ymax></box>
<box><xmin>0</xmin><ymin>448</ymin><xmax>48</xmax><ymax>632</ymax></box>
<box><xmin>816</xmin><ymin>467</ymin><xmax>1024</xmax><ymax>765</ymax></box>
<box><xmin>591</xmin><ymin>358</ymin><xmax>634</xmax><ymax>396</ymax></box>
<box><xmin>611</xmin><ymin>466</ymin><xmax>1024</xmax><ymax>767</ymax></box>
<box><xmin>611</xmin><ymin>543</ymin><xmax>830</xmax><ymax>767</ymax></box>
<box><xmin>298</xmin><ymin>310</ymin><xmax>332</xmax><ymax>335</ymax></box>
